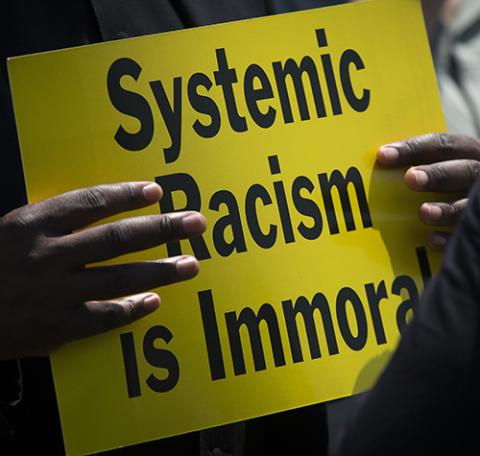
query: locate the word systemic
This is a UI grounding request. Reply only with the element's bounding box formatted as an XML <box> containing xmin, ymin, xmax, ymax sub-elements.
<box><xmin>155</xmin><ymin>155</ymin><xmax>371</xmax><ymax>260</ymax></box>
<box><xmin>108</xmin><ymin>28</ymin><xmax>370</xmax><ymax>163</ymax></box>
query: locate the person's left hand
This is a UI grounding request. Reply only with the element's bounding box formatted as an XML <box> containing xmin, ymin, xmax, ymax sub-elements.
<box><xmin>377</xmin><ymin>133</ymin><xmax>480</xmax><ymax>250</ymax></box>
<box><xmin>0</xmin><ymin>181</ymin><xmax>207</xmax><ymax>358</ymax></box>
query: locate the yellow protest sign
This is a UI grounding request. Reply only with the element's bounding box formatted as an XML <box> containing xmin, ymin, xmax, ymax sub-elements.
<box><xmin>8</xmin><ymin>0</ymin><xmax>445</xmax><ymax>454</ymax></box>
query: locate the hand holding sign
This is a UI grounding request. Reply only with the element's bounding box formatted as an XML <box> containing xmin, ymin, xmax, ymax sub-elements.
<box><xmin>378</xmin><ymin>133</ymin><xmax>480</xmax><ymax>250</ymax></box>
<box><xmin>0</xmin><ymin>181</ymin><xmax>206</xmax><ymax>359</ymax></box>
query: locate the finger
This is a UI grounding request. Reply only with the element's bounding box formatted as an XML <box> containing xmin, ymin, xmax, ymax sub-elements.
<box><xmin>419</xmin><ymin>199</ymin><xmax>468</xmax><ymax>226</ymax></box>
<box><xmin>74</xmin><ymin>256</ymin><xmax>199</xmax><ymax>301</ymax></box>
<box><xmin>377</xmin><ymin>133</ymin><xmax>480</xmax><ymax>167</ymax></box>
<box><xmin>22</xmin><ymin>182</ymin><xmax>162</xmax><ymax>233</ymax></box>
<box><xmin>428</xmin><ymin>231</ymin><xmax>452</xmax><ymax>251</ymax></box>
<box><xmin>53</xmin><ymin>211</ymin><xmax>206</xmax><ymax>266</ymax></box>
<box><xmin>69</xmin><ymin>293</ymin><xmax>160</xmax><ymax>340</ymax></box>
<box><xmin>404</xmin><ymin>160</ymin><xmax>480</xmax><ymax>192</ymax></box>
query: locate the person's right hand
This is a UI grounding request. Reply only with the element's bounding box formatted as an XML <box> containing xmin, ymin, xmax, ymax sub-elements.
<box><xmin>0</xmin><ymin>181</ymin><xmax>206</xmax><ymax>360</ymax></box>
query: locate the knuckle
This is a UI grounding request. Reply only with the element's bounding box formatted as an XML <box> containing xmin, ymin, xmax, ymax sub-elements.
<box><xmin>403</xmin><ymin>137</ymin><xmax>422</xmax><ymax>162</ymax></box>
<box><xmin>159</xmin><ymin>214</ymin><xmax>177</xmax><ymax>240</ymax></box>
<box><xmin>123</xmin><ymin>182</ymin><xmax>139</xmax><ymax>206</ymax></box>
<box><xmin>435</xmin><ymin>132</ymin><xmax>455</xmax><ymax>155</ymax></box>
<box><xmin>123</xmin><ymin>298</ymin><xmax>137</xmax><ymax>323</ymax></box>
<box><xmin>101</xmin><ymin>302</ymin><xmax>128</xmax><ymax>328</ymax></box>
<box><xmin>12</xmin><ymin>238</ymin><xmax>49</xmax><ymax>272</ymax></box>
<box><xmin>24</xmin><ymin>236</ymin><xmax>55</xmax><ymax>269</ymax></box>
<box><xmin>156</xmin><ymin>259</ymin><xmax>177</xmax><ymax>284</ymax></box>
<box><xmin>105</xmin><ymin>222</ymin><xmax>132</xmax><ymax>248</ymax></box>
<box><xmin>78</xmin><ymin>187</ymin><xmax>109</xmax><ymax>212</ymax></box>
<box><xmin>427</xmin><ymin>164</ymin><xmax>448</xmax><ymax>185</ymax></box>
<box><xmin>442</xmin><ymin>203</ymin><xmax>457</xmax><ymax>220</ymax></box>
<box><xmin>0</xmin><ymin>214</ymin><xmax>50</xmax><ymax>270</ymax></box>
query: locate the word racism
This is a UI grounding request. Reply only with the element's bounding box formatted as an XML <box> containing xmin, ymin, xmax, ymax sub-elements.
<box><xmin>155</xmin><ymin>155</ymin><xmax>372</xmax><ymax>260</ymax></box>
<box><xmin>108</xmin><ymin>28</ymin><xmax>371</xmax><ymax>162</ymax></box>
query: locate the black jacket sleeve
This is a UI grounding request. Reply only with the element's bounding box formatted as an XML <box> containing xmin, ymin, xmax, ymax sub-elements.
<box><xmin>335</xmin><ymin>180</ymin><xmax>480</xmax><ymax>455</ymax></box>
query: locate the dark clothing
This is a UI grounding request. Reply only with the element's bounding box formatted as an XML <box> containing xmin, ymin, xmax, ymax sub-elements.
<box><xmin>334</xmin><ymin>179</ymin><xmax>480</xmax><ymax>455</ymax></box>
<box><xmin>1</xmin><ymin>1</ymin><xmax>339</xmax><ymax>454</ymax></box>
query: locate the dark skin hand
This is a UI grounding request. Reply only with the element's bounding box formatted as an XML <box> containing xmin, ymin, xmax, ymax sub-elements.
<box><xmin>377</xmin><ymin>133</ymin><xmax>480</xmax><ymax>250</ymax></box>
<box><xmin>0</xmin><ymin>181</ymin><xmax>206</xmax><ymax>359</ymax></box>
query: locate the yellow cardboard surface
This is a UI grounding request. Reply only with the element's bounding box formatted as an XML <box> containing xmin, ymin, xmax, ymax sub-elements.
<box><xmin>8</xmin><ymin>1</ymin><xmax>445</xmax><ymax>454</ymax></box>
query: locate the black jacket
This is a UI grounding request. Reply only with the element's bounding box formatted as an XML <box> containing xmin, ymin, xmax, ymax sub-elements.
<box><xmin>334</xmin><ymin>177</ymin><xmax>480</xmax><ymax>455</ymax></box>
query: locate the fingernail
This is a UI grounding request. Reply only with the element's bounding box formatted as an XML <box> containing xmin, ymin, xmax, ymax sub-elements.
<box><xmin>143</xmin><ymin>294</ymin><xmax>160</xmax><ymax>312</ymax></box>
<box><xmin>176</xmin><ymin>256</ymin><xmax>199</xmax><ymax>279</ymax></box>
<box><xmin>182</xmin><ymin>213</ymin><xmax>206</xmax><ymax>235</ymax></box>
<box><xmin>429</xmin><ymin>232</ymin><xmax>448</xmax><ymax>249</ymax></box>
<box><xmin>411</xmin><ymin>169</ymin><xmax>429</xmax><ymax>188</ymax></box>
<box><xmin>427</xmin><ymin>205</ymin><xmax>443</xmax><ymax>221</ymax></box>
<box><xmin>143</xmin><ymin>183</ymin><xmax>162</xmax><ymax>203</ymax></box>
<box><xmin>378</xmin><ymin>146</ymin><xmax>399</xmax><ymax>163</ymax></box>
